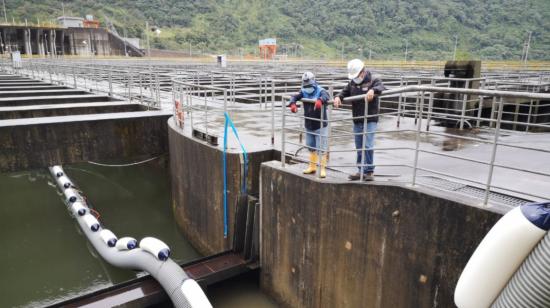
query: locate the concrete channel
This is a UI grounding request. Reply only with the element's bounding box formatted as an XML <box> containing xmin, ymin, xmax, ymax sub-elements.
<box><xmin>1</xmin><ymin>60</ymin><xmax>550</xmax><ymax>307</ymax></box>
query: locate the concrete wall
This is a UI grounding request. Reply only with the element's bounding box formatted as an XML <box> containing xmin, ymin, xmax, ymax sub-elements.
<box><xmin>168</xmin><ymin>119</ymin><xmax>274</xmax><ymax>255</ymax></box>
<box><xmin>260</xmin><ymin>161</ymin><xmax>504</xmax><ymax>308</ymax></box>
<box><xmin>0</xmin><ymin>112</ymin><xmax>170</xmax><ymax>172</ymax></box>
<box><xmin>0</xmin><ymin>104</ymin><xmax>146</xmax><ymax>119</ymax></box>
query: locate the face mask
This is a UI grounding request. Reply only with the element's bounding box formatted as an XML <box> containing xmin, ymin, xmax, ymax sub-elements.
<box><xmin>303</xmin><ymin>87</ymin><xmax>315</xmax><ymax>94</ymax></box>
<box><xmin>352</xmin><ymin>76</ymin><xmax>363</xmax><ymax>84</ymax></box>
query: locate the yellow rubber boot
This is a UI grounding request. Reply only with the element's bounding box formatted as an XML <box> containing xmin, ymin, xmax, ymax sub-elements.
<box><xmin>303</xmin><ymin>152</ymin><xmax>318</xmax><ymax>174</ymax></box>
<box><xmin>320</xmin><ymin>154</ymin><xmax>327</xmax><ymax>178</ymax></box>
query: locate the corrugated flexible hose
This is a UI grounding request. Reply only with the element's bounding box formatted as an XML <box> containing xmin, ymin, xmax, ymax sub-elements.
<box><xmin>492</xmin><ymin>230</ymin><xmax>550</xmax><ymax>308</ymax></box>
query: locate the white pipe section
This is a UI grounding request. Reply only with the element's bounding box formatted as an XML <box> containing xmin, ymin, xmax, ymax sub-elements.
<box><xmin>70</xmin><ymin>201</ymin><xmax>87</xmax><ymax>216</ymax></box>
<box><xmin>82</xmin><ymin>214</ymin><xmax>100</xmax><ymax>232</ymax></box>
<box><xmin>63</xmin><ymin>188</ymin><xmax>80</xmax><ymax>204</ymax></box>
<box><xmin>99</xmin><ymin>229</ymin><xmax>118</xmax><ymax>247</ymax></box>
<box><xmin>51</xmin><ymin>166</ymin><xmax>64</xmax><ymax>178</ymax></box>
<box><xmin>57</xmin><ymin>175</ymin><xmax>72</xmax><ymax>189</ymax></box>
<box><xmin>140</xmin><ymin>237</ymin><xmax>170</xmax><ymax>261</ymax></box>
<box><xmin>116</xmin><ymin>237</ymin><xmax>138</xmax><ymax>251</ymax></box>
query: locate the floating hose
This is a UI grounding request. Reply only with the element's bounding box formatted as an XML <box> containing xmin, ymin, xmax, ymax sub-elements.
<box><xmin>49</xmin><ymin>165</ymin><xmax>212</xmax><ymax>308</ymax></box>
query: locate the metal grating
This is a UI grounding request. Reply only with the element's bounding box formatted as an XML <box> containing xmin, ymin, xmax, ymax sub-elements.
<box><xmin>417</xmin><ymin>176</ymin><xmax>532</xmax><ymax>207</ymax></box>
<box><xmin>454</xmin><ymin>186</ymin><xmax>531</xmax><ymax>207</ymax></box>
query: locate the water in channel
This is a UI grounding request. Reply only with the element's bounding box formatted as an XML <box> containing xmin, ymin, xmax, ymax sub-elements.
<box><xmin>0</xmin><ymin>159</ymin><xmax>276</xmax><ymax>308</ymax></box>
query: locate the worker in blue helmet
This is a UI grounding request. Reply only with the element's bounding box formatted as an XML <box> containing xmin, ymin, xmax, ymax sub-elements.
<box><xmin>288</xmin><ymin>72</ymin><xmax>331</xmax><ymax>178</ymax></box>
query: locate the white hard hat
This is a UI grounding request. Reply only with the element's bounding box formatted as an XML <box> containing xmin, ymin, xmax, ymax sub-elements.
<box><xmin>347</xmin><ymin>59</ymin><xmax>365</xmax><ymax>79</ymax></box>
<box><xmin>301</xmin><ymin>71</ymin><xmax>316</xmax><ymax>87</ymax></box>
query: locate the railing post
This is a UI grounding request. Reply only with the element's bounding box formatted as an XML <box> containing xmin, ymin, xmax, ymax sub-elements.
<box><xmin>281</xmin><ymin>94</ymin><xmax>286</xmax><ymax>167</ymax></box>
<box><xmin>414</xmin><ymin>79</ymin><xmax>421</xmax><ymax>125</ymax></box>
<box><xmin>204</xmin><ymin>89</ymin><xmax>208</xmax><ymax>136</ymax></box>
<box><xmin>139</xmin><ymin>73</ymin><xmax>143</xmax><ymax>105</ymax></box>
<box><xmin>108</xmin><ymin>70</ymin><xmax>113</xmax><ymax>96</ymax></box>
<box><xmin>223</xmin><ymin>89</ymin><xmax>228</xmax><ymax>114</ymax></box>
<box><xmin>73</xmin><ymin>66</ymin><xmax>77</xmax><ymax>88</ymax></box>
<box><xmin>476</xmin><ymin>79</ymin><xmax>486</xmax><ymax>127</ymax></box>
<box><xmin>459</xmin><ymin>80</ymin><xmax>470</xmax><ymax>129</ymax></box>
<box><xmin>188</xmin><ymin>85</ymin><xmax>194</xmax><ymax>131</ymax></box>
<box><xmin>156</xmin><ymin>72</ymin><xmax>160</xmax><ymax>107</ymax></box>
<box><xmin>128</xmin><ymin>70</ymin><xmax>133</xmax><ymax>102</ymax></box>
<box><xmin>426</xmin><ymin>79</ymin><xmax>435</xmax><ymax>131</ymax></box>
<box><xmin>396</xmin><ymin>76</ymin><xmax>403</xmax><ymax>128</ymax></box>
<box><xmin>526</xmin><ymin>94</ymin><xmax>535</xmax><ymax>133</ymax></box>
<box><xmin>412</xmin><ymin>91</ymin><xmax>425</xmax><ymax>186</ymax></box>
<box><xmin>327</xmin><ymin>85</ymin><xmax>334</xmax><ymax>162</ymax></box>
<box><xmin>316</xmin><ymin>102</ymin><xmax>324</xmax><ymax>179</ymax></box>
<box><xmin>271</xmin><ymin>80</ymin><xmax>275</xmax><ymax>145</ymax></box>
<box><xmin>359</xmin><ymin>96</ymin><xmax>369</xmax><ymax>182</ymax></box>
<box><xmin>483</xmin><ymin>96</ymin><xmax>504</xmax><ymax>205</ymax></box>
<box><xmin>149</xmin><ymin>73</ymin><xmax>154</xmax><ymax>107</ymax></box>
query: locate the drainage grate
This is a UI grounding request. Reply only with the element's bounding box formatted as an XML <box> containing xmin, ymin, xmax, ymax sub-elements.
<box><xmin>417</xmin><ymin>176</ymin><xmax>532</xmax><ymax>207</ymax></box>
<box><xmin>417</xmin><ymin>176</ymin><xmax>467</xmax><ymax>191</ymax></box>
<box><xmin>455</xmin><ymin>186</ymin><xmax>532</xmax><ymax>207</ymax></box>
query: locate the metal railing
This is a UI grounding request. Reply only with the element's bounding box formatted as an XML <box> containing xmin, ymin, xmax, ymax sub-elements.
<box><xmin>282</xmin><ymin>86</ymin><xmax>550</xmax><ymax>207</ymax></box>
<box><xmin>13</xmin><ymin>59</ymin><xmax>167</xmax><ymax>108</ymax></box>
<box><xmin>2</xmin><ymin>57</ymin><xmax>549</xmax><ymax>207</ymax></box>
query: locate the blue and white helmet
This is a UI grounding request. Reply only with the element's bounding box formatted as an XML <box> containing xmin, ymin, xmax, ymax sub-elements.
<box><xmin>301</xmin><ymin>71</ymin><xmax>316</xmax><ymax>87</ymax></box>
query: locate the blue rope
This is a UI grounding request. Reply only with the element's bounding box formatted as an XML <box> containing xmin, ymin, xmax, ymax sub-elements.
<box><xmin>223</xmin><ymin>112</ymin><xmax>248</xmax><ymax>238</ymax></box>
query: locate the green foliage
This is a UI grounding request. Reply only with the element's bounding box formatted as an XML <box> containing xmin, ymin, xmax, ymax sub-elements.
<box><xmin>4</xmin><ymin>0</ymin><xmax>549</xmax><ymax>60</ymax></box>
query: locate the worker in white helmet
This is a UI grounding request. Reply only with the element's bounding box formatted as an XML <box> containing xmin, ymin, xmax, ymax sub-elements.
<box><xmin>288</xmin><ymin>72</ymin><xmax>331</xmax><ymax>178</ymax></box>
<box><xmin>334</xmin><ymin>59</ymin><xmax>385</xmax><ymax>181</ymax></box>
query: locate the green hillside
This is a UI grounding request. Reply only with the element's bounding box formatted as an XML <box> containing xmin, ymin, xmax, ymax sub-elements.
<box><xmin>4</xmin><ymin>0</ymin><xmax>549</xmax><ymax>60</ymax></box>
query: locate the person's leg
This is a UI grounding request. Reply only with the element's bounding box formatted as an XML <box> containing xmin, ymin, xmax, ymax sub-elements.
<box><xmin>365</xmin><ymin>121</ymin><xmax>378</xmax><ymax>174</ymax></box>
<box><xmin>353</xmin><ymin>122</ymin><xmax>364</xmax><ymax>175</ymax></box>
<box><xmin>304</xmin><ymin>129</ymin><xmax>318</xmax><ymax>174</ymax></box>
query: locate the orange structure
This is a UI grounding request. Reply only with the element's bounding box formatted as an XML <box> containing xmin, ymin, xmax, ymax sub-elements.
<box><xmin>259</xmin><ymin>38</ymin><xmax>277</xmax><ymax>60</ymax></box>
<box><xmin>83</xmin><ymin>15</ymin><xmax>100</xmax><ymax>28</ymax></box>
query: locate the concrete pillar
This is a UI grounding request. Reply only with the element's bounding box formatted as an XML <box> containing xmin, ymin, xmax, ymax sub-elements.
<box><xmin>60</xmin><ymin>30</ymin><xmax>65</xmax><ymax>57</ymax></box>
<box><xmin>50</xmin><ymin>30</ymin><xmax>56</xmax><ymax>57</ymax></box>
<box><xmin>71</xmin><ymin>32</ymin><xmax>76</xmax><ymax>55</ymax></box>
<box><xmin>24</xmin><ymin>28</ymin><xmax>32</xmax><ymax>57</ymax></box>
<box><xmin>36</xmin><ymin>30</ymin><xmax>44</xmax><ymax>57</ymax></box>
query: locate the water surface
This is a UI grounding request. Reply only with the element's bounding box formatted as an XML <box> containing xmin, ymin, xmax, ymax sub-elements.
<box><xmin>0</xmin><ymin>159</ymin><xmax>200</xmax><ymax>307</ymax></box>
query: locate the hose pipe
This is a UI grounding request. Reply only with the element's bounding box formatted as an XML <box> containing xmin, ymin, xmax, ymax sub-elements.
<box><xmin>492</xmin><ymin>202</ymin><xmax>550</xmax><ymax>308</ymax></box>
<box><xmin>454</xmin><ymin>203</ymin><xmax>549</xmax><ymax>308</ymax></box>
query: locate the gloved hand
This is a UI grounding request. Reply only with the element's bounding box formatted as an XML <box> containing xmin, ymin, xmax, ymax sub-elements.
<box><xmin>314</xmin><ymin>99</ymin><xmax>322</xmax><ymax>110</ymax></box>
<box><xmin>289</xmin><ymin>103</ymin><xmax>298</xmax><ymax>113</ymax></box>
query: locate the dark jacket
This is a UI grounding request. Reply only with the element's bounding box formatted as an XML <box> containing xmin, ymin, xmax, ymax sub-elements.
<box><xmin>336</xmin><ymin>70</ymin><xmax>385</xmax><ymax>123</ymax></box>
<box><xmin>289</xmin><ymin>83</ymin><xmax>330</xmax><ymax>131</ymax></box>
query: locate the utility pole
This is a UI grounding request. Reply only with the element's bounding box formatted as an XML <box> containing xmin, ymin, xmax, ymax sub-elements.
<box><xmin>524</xmin><ymin>31</ymin><xmax>532</xmax><ymax>65</ymax></box>
<box><xmin>2</xmin><ymin>0</ymin><xmax>7</xmax><ymax>24</ymax></box>
<box><xmin>404</xmin><ymin>39</ymin><xmax>408</xmax><ymax>62</ymax></box>
<box><xmin>145</xmin><ymin>21</ymin><xmax>151</xmax><ymax>58</ymax></box>
<box><xmin>453</xmin><ymin>35</ymin><xmax>458</xmax><ymax>60</ymax></box>
<box><xmin>123</xmin><ymin>27</ymin><xmax>128</xmax><ymax>56</ymax></box>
